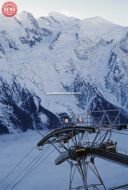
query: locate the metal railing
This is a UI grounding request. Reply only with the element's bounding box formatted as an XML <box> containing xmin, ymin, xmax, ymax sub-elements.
<box><xmin>61</xmin><ymin>110</ymin><xmax>128</xmax><ymax>130</ymax></box>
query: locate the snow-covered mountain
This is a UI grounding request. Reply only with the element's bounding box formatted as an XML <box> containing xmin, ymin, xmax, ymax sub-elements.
<box><xmin>0</xmin><ymin>11</ymin><xmax>128</xmax><ymax>134</ymax></box>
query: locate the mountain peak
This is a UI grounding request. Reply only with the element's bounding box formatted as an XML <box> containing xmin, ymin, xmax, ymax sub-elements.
<box><xmin>16</xmin><ymin>11</ymin><xmax>39</xmax><ymax>29</ymax></box>
<box><xmin>49</xmin><ymin>12</ymin><xmax>69</xmax><ymax>18</ymax></box>
<box><xmin>83</xmin><ymin>16</ymin><xmax>112</xmax><ymax>24</ymax></box>
<box><xmin>48</xmin><ymin>11</ymin><xmax>78</xmax><ymax>21</ymax></box>
<box><xmin>87</xmin><ymin>16</ymin><xmax>106</xmax><ymax>21</ymax></box>
<box><xmin>17</xmin><ymin>11</ymin><xmax>34</xmax><ymax>19</ymax></box>
<box><xmin>83</xmin><ymin>16</ymin><xmax>122</xmax><ymax>27</ymax></box>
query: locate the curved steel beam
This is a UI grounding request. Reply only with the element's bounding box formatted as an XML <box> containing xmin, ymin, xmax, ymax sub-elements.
<box><xmin>37</xmin><ymin>126</ymin><xmax>96</xmax><ymax>147</ymax></box>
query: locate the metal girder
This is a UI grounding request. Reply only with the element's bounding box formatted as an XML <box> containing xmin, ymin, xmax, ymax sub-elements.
<box><xmin>37</xmin><ymin>127</ymin><xmax>96</xmax><ymax>147</ymax></box>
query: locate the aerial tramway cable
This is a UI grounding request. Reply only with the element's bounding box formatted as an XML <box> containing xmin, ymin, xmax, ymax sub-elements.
<box><xmin>2</xmin><ymin>114</ymin><xmax>128</xmax><ymax>190</ymax></box>
<box><xmin>0</xmin><ymin>129</ymin><xmax>50</xmax><ymax>189</ymax></box>
<box><xmin>4</xmin><ymin>145</ymin><xmax>49</xmax><ymax>190</ymax></box>
<box><xmin>8</xmin><ymin>146</ymin><xmax>54</xmax><ymax>190</ymax></box>
<box><xmin>4</xmin><ymin>152</ymin><xmax>41</xmax><ymax>190</ymax></box>
<box><xmin>0</xmin><ymin>146</ymin><xmax>35</xmax><ymax>186</ymax></box>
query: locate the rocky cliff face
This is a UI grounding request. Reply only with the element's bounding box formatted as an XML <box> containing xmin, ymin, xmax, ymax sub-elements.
<box><xmin>0</xmin><ymin>11</ymin><xmax>128</xmax><ymax>133</ymax></box>
<box><xmin>106</xmin><ymin>33</ymin><xmax>128</xmax><ymax>110</ymax></box>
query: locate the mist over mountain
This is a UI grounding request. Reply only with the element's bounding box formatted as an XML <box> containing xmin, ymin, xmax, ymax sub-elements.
<box><xmin>0</xmin><ymin>11</ymin><xmax>128</xmax><ymax>134</ymax></box>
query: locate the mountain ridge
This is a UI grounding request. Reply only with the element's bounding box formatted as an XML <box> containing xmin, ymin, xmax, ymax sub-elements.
<box><xmin>0</xmin><ymin>11</ymin><xmax>128</xmax><ymax>133</ymax></box>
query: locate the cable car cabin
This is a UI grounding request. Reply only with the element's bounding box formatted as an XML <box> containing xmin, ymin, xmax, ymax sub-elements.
<box><xmin>74</xmin><ymin>148</ymin><xmax>87</xmax><ymax>158</ymax></box>
<box><xmin>70</xmin><ymin>146</ymin><xmax>87</xmax><ymax>160</ymax></box>
<box><xmin>55</xmin><ymin>148</ymin><xmax>87</xmax><ymax>165</ymax></box>
<box><xmin>99</xmin><ymin>141</ymin><xmax>117</xmax><ymax>152</ymax></box>
<box><xmin>58</xmin><ymin>113</ymin><xmax>73</xmax><ymax>126</ymax></box>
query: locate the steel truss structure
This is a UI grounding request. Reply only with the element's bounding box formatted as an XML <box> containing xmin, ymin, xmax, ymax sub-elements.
<box><xmin>37</xmin><ymin>110</ymin><xmax>128</xmax><ymax>190</ymax></box>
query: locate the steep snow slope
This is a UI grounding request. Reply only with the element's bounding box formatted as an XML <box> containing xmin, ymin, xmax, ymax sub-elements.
<box><xmin>0</xmin><ymin>11</ymin><xmax>128</xmax><ymax>133</ymax></box>
<box><xmin>106</xmin><ymin>33</ymin><xmax>128</xmax><ymax>111</ymax></box>
<box><xmin>80</xmin><ymin>16</ymin><xmax>126</xmax><ymax>42</ymax></box>
<box><xmin>38</xmin><ymin>12</ymin><xmax>80</xmax><ymax>33</ymax></box>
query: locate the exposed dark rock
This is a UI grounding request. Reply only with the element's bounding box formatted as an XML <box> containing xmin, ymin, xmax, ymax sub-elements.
<box><xmin>0</xmin><ymin>123</ymin><xmax>9</xmax><ymax>134</ymax></box>
<box><xmin>39</xmin><ymin>106</ymin><xmax>61</xmax><ymax>129</ymax></box>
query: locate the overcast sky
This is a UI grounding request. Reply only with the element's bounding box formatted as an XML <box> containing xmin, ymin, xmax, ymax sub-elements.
<box><xmin>0</xmin><ymin>0</ymin><xmax>128</xmax><ymax>26</ymax></box>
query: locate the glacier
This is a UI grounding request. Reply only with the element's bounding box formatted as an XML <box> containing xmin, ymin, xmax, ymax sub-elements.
<box><xmin>0</xmin><ymin>11</ymin><xmax>128</xmax><ymax>133</ymax></box>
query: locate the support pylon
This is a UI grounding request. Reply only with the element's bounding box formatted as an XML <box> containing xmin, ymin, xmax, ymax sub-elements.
<box><xmin>69</xmin><ymin>158</ymin><xmax>107</xmax><ymax>190</ymax></box>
